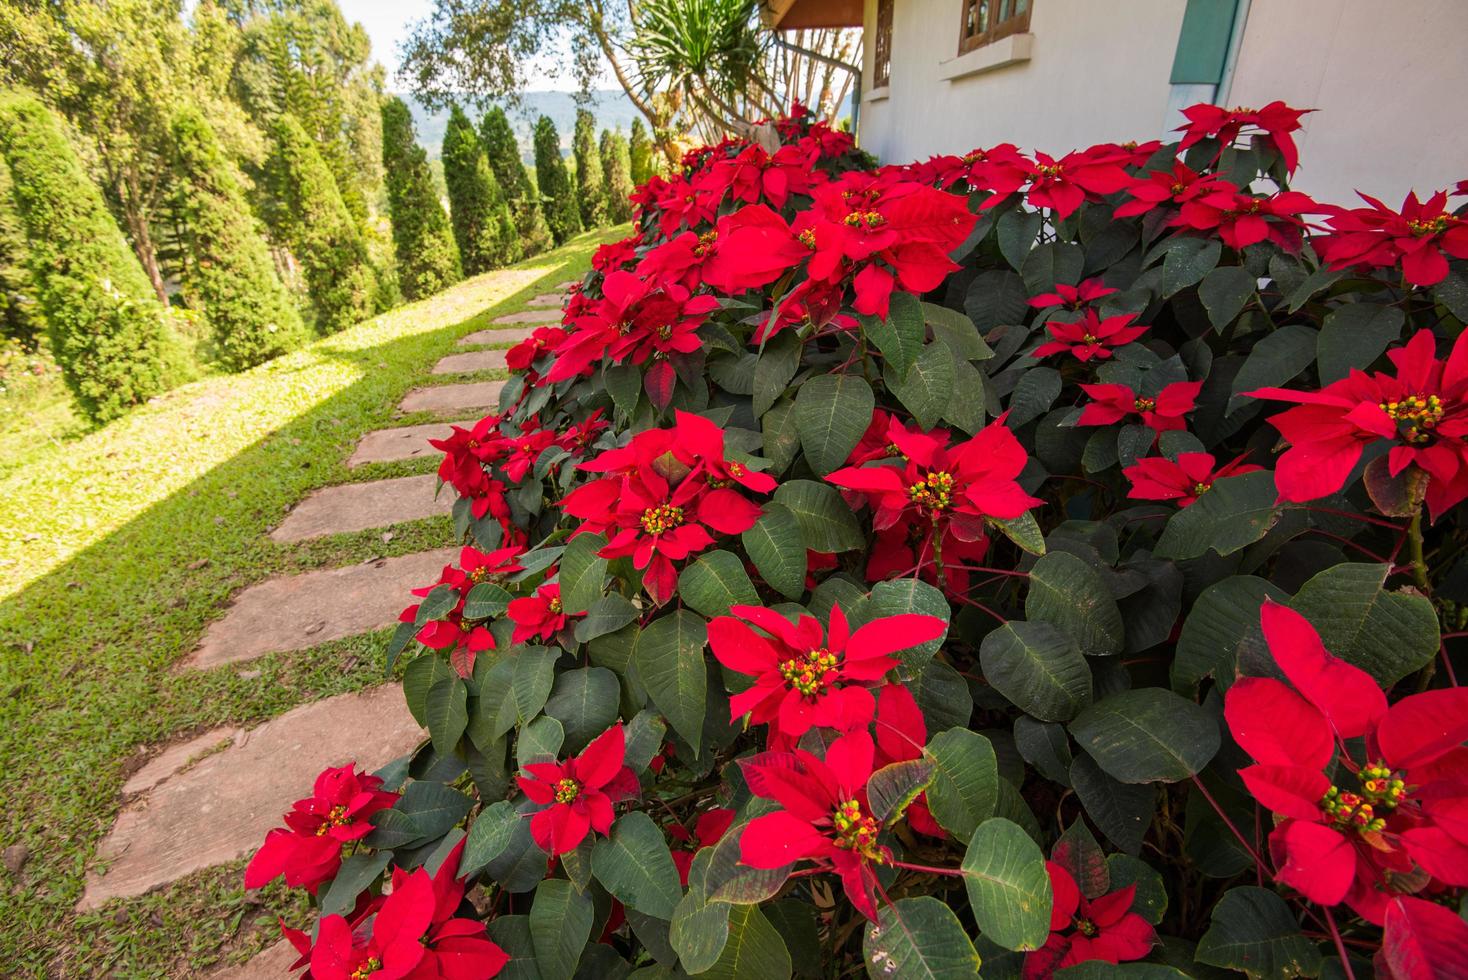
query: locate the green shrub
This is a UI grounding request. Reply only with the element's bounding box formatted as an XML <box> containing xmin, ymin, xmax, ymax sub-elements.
<box><xmin>533</xmin><ymin>115</ymin><xmax>582</xmax><ymax>245</ymax></box>
<box><xmin>480</xmin><ymin>106</ymin><xmax>553</xmax><ymax>258</ymax></box>
<box><xmin>0</xmin><ymin>157</ymin><xmax>42</xmax><ymax>352</ymax></box>
<box><xmin>442</xmin><ymin>106</ymin><xmax>518</xmax><ymax>275</ymax></box>
<box><xmin>600</xmin><ymin>128</ymin><xmax>634</xmax><ymax>224</ymax></box>
<box><xmin>170</xmin><ymin>106</ymin><xmax>308</xmax><ymax>371</ymax></box>
<box><xmin>572</xmin><ymin>108</ymin><xmax>606</xmax><ymax>228</ymax></box>
<box><xmin>629</xmin><ymin>117</ymin><xmax>654</xmax><ymax>185</ymax></box>
<box><xmin>0</xmin><ymin>90</ymin><xmax>179</xmax><ymax>423</ymax></box>
<box><xmin>381</xmin><ymin>96</ymin><xmax>461</xmax><ymax>300</ymax></box>
<box><xmin>264</xmin><ymin>113</ymin><xmax>375</xmax><ymax>333</ymax></box>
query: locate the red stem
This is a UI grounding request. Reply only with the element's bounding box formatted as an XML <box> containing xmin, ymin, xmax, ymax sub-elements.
<box><xmin>1323</xmin><ymin>905</ymin><xmax>1358</xmax><ymax>980</ymax></box>
<box><xmin>1190</xmin><ymin>775</ymin><xmax>1269</xmax><ymax>875</ymax></box>
<box><xmin>889</xmin><ymin>859</ymin><xmax>965</xmax><ymax>877</ymax></box>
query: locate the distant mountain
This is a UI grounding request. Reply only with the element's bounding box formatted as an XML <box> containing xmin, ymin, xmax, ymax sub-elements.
<box><xmin>399</xmin><ymin>90</ymin><xmax>642</xmax><ymax>162</ymax></box>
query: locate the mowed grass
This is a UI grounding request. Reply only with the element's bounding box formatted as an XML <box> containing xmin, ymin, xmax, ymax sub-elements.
<box><xmin>0</xmin><ymin>227</ymin><xmax>621</xmax><ymax>977</ymax></box>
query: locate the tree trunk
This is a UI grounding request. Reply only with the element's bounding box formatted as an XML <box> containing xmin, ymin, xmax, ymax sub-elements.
<box><xmin>116</xmin><ymin>173</ymin><xmax>168</xmax><ymax>303</ymax></box>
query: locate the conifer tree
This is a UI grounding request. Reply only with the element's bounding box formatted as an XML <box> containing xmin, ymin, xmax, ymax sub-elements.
<box><xmin>0</xmin><ymin>158</ymin><xmax>41</xmax><ymax>352</ymax></box>
<box><xmin>442</xmin><ymin>106</ymin><xmax>518</xmax><ymax>275</ymax></box>
<box><xmin>600</xmin><ymin>129</ymin><xmax>634</xmax><ymax>225</ymax></box>
<box><xmin>0</xmin><ymin>91</ymin><xmax>178</xmax><ymax>422</ymax></box>
<box><xmin>572</xmin><ymin>108</ymin><xmax>606</xmax><ymax>228</ymax></box>
<box><xmin>629</xmin><ymin>118</ymin><xmax>654</xmax><ymax>187</ymax></box>
<box><xmin>480</xmin><ymin>106</ymin><xmax>553</xmax><ymax>257</ymax></box>
<box><xmin>170</xmin><ymin>106</ymin><xmax>307</xmax><ymax>370</ymax></box>
<box><xmin>381</xmin><ymin>96</ymin><xmax>461</xmax><ymax>300</ymax></box>
<box><xmin>533</xmin><ymin>115</ymin><xmax>582</xmax><ymax>246</ymax></box>
<box><xmin>265</xmin><ymin>113</ymin><xmax>376</xmax><ymax>332</ymax></box>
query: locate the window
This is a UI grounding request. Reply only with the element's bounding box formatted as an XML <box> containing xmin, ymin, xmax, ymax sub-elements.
<box><xmin>873</xmin><ymin>0</ymin><xmax>894</xmax><ymax>87</ymax></box>
<box><xmin>958</xmin><ymin>0</ymin><xmax>1030</xmax><ymax>55</ymax></box>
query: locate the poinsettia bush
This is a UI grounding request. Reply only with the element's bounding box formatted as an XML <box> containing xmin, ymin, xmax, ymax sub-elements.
<box><xmin>248</xmin><ymin>103</ymin><xmax>1468</xmax><ymax>979</ymax></box>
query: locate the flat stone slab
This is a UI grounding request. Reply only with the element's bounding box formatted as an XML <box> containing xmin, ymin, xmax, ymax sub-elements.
<box><xmin>79</xmin><ymin>685</ymin><xmax>423</xmax><ymax>910</ymax></box>
<box><xmin>184</xmin><ymin>548</ymin><xmax>456</xmax><ymax>670</ymax></box>
<box><xmin>348</xmin><ymin>422</ymin><xmax>458</xmax><ymax>467</ymax></box>
<box><xmin>555</xmin><ymin>280</ymin><xmax>579</xmax><ymax>290</ymax></box>
<box><xmin>458</xmin><ymin>326</ymin><xmax>536</xmax><ymax>347</ymax></box>
<box><xmin>491</xmin><ymin>308</ymin><xmax>564</xmax><ymax>325</ymax></box>
<box><xmin>213</xmin><ymin>940</ymin><xmax>298</xmax><ymax>979</ymax></box>
<box><xmin>399</xmin><ymin>381</ymin><xmax>505</xmax><ymax>415</ymax></box>
<box><xmin>433</xmin><ymin>349</ymin><xmax>507</xmax><ymax>376</ymax></box>
<box><xmin>527</xmin><ymin>292</ymin><xmax>567</xmax><ymax>307</ymax></box>
<box><xmin>270</xmin><ymin>475</ymin><xmax>451</xmax><ymax>543</ymax></box>
<box><xmin>124</xmin><ymin>727</ymin><xmax>244</xmax><ymax>799</ymax></box>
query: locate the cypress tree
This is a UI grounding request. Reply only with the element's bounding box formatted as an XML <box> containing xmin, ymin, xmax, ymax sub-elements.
<box><xmin>265</xmin><ymin>113</ymin><xmax>375</xmax><ymax>333</ymax></box>
<box><xmin>442</xmin><ymin>106</ymin><xmax>518</xmax><ymax>275</ymax></box>
<box><xmin>381</xmin><ymin>96</ymin><xmax>461</xmax><ymax>300</ymax></box>
<box><xmin>170</xmin><ymin>106</ymin><xmax>308</xmax><ymax>371</ymax></box>
<box><xmin>0</xmin><ymin>158</ymin><xmax>42</xmax><ymax>352</ymax></box>
<box><xmin>533</xmin><ymin>115</ymin><xmax>581</xmax><ymax>246</ymax></box>
<box><xmin>480</xmin><ymin>107</ymin><xmax>552</xmax><ymax>257</ymax></box>
<box><xmin>0</xmin><ymin>91</ymin><xmax>178</xmax><ymax>423</ymax></box>
<box><xmin>600</xmin><ymin>129</ymin><xmax>635</xmax><ymax>225</ymax></box>
<box><xmin>572</xmin><ymin>108</ymin><xmax>606</xmax><ymax>228</ymax></box>
<box><xmin>629</xmin><ymin>118</ymin><xmax>654</xmax><ymax>187</ymax></box>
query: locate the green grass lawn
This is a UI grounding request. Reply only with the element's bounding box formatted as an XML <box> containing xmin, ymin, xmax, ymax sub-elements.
<box><xmin>0</xmin><ymin>227</ymin><xmax>620</xmax><ymax>977</ymax></box>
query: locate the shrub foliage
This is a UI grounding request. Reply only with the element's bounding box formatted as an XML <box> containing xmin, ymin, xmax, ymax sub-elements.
<box><xmin>443</xmin><ymin>105</ymin><xmax>519</xmax><ymax>275</ymax></box>
<box><xmin>573</xmin><ymin>108</ymin><xmax>607</xmax><ymax>229</ymax></box>
<box><xmin>480</xmin><ymin>106</ymin><xmax>554</xmax><ymax>259</ymax></box>
<box><xmin>382</xmin><ymin>96</ymin><xmax>461</xmax><ymax>301</ymax></box>
<box><xmin>534</xmin><ymin>114</ymin><xmax>583</xmax><ymax>246</ymax></box>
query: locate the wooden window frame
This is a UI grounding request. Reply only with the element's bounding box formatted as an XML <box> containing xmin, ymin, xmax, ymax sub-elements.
<box><xmin>957</xmin><ymin>0</ymin><xmax>1031</xmax><ymax>56</ymax></box>
<box><xmin>873</xmin><ymin>0</ymin><xmax>894</xmax><ymax>88</ymax></box>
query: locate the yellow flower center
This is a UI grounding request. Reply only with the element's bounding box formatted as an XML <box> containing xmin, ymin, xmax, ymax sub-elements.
<box><xmin>640</xmin><ymin>504</ymin><xmax>685</xmax><ymax>535</ymax></box>
<box><xmin>798</xmin><ymin>228</ymin><xmax>818</xmax><ymax>250</ymax></box>
<box><xmin>315</xmin><ymin>804</ymin><xmax>351</xmax><ymax>837</ymax></box>
<box><xmin>1320</xmin><ymin>776</ymin><xmax>1398</xmax><ymax>834</ymax></box>
<box><xmin>469</xmin><ymin>566</ymin><xmax>490</xmax><ymax>583</ymax></box>
<box><xmin>1081</xmin><ymin>333</ymin><xmax>1099</xmax><ymax>344</ymax></box>
<box><xmin>832</xmin><ymin>799</ymin><xmax>882</xmax><ymax>859</ymax></box>
<box><xmin>554</xmin><ymin>777</ymin><xmax>581</xmax><ymax>805</ymax></box>
<box><xmin>548</xmin><ymin>596</ymin><xmax>562</xmax><ymax>614</ymax></box>
<box><xmin>779</xmin><ymin>648</ymin><xmax>839</xmax><ymax>696</ymax></box>
<box><xmin>843</xmin><ymin>210</ymin><xmax>886</xmax><ymax>230</ymax></box>
<box><xmin>1035</xmin><ymin>163</ymin><xmax>1064</xmax><ymax>178</ymax></box>
<box><xmin>656</xmin><ymin>324</ymin><xmax>674</xmax><ymax>340</ymax></box>
<box><xmin>729</xmin><ymin>461</ymin><xmax>746</xmax><ymax>477</ymax></box>
<box><xmin>351</xmin><ymin>958</ymin><xmax>382</xmax><ymax>980</ymax></box>
<box><xmin>1408</xmin><ymin>215</ymin><xmax>1453</xmax><ymax>237</ymax></box>
<box><xmin>694</xmin><ymin>231</ymin><xmax>718</xmax><ymax>256</ymax></box>
<box><xmin>1192</xmin><ymin>482</ymin><xmax>1213</xmax><ymax>497</ymax></box>
<box><xmin>908</xmin><ymin>470</ymin><xmax>956</xmax><ymax>511</ymax></box>
<box><xmin>1134</xmin><ymin>397</ymin><xmax>1156</xmax><ymax>413</ymax></box>
<box><xmin>1380</xmin><ymin>393</ymin><xmax>1445</xmax><ymax>443</ymax></box>
<box><xmin>1074</xmin><ymin>917</ymin><xmax>1099</xmax><ymax>938</ymax></box>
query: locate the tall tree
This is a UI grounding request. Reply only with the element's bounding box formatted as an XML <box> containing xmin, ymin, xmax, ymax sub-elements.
<box><xmin>442</xmin><ymin>106</ymin><xmax>518</xmax><ymax>275</ymax></box>
<box><xmin>532</xmin><ymin>116</ymin><xmax>581</xmax><ymax>246</ymax></box>
<box><xmin>170</xmin><ymin>105</ymin><xmax>308</xmax><ymax>370</ymax></box>
<box><xmin>479</xmin><ymin>107</ymin><xmax>552</xmax><ymax>258</ymax></box>
<box><xmin>572</xmin><ymin>108</ymin><xmax>606</xmax><ymax>229</ymax></box>
<box><xmin>0</xmin><ymin>91</ymin><xmax>180</xmax><ymax>423</ymax></box>
<box><xmin>0</xmin><ymin>158</ymin><xmax>42</xmax><ymax>352</ymax></box>
<box><xmin>264</xmin><ymin>113</ymin><xmax>375</xmax><ymax>332</ymax></box>
<box><xmin>600</xmin><ymin>129</ymin><xmax>634</xmax><ymax>225</ymax></box>
<box><xmin>629</xmin><ymin>118</ymin><xmax>654</xmax><ymax>187</ymax></box>
<box><xmin>381</xmin><ymin>96</ymin><xmax>461</xmax><ymax>300</ymax></box>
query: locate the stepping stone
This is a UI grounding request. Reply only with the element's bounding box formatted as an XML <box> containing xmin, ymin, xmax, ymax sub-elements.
<box><xmin>124</xmin><ymin>727</ymin><xmax>244</xmax><ymax>799</ymax></box>
<box><xmin>458</xmin><ymin>326</ymin><xmax>536</xmax><ymax>347</ymax></box>
<box><xmin>491</xmin><ymin>307</ymin><xmax>563</xmax><ymax>325</ymax></box>
<box><xmin>556</xmin><ymin>280</ymin><xmax>579</xmax><ymax>290</ymax></box>
<box><xmin>433</xmin><ymin>349</ymin><xmax>507</xmax><ymax>376</ymax></box>
<box><xmin>399</xmin><ymin>381</ymin><xmax>505</xmax><ymax>415</ymax></box>
<box><xmin>78</xmin><ymin>684</ymin><xmax>423</xmax><ymax>910</ymax></box>
<box><xmin>213</xmin><ymin>940</ymin><xmax>298</xmax><ymax>979</ymax></box>
<box><xmin>270</xmin><ymin>475</ymin><xmax>452</xmax><ymax>543</ymax></box>
<box><xmin>184</xmin><ymin>548</ymin><xmax>456</xmax><ymax>670</ymax></box>
<box><xmin>527</xmin><ymin>292</ymin><xmax>567</xmax><ymax>307</ymax></box>
<box><xmin>348</xmin><ymin>422</ymin><xmax>459</xmax><ymax>467</ymax></box>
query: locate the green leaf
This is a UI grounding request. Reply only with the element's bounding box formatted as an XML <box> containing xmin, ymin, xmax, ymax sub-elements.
<box><xmin>463</xmin><ymin>582</ymin><xmax>513</xmax><ymax>620</ymax></box>
<box><xmin>924</xmin><ymin>728</ymin><xmax>999</xmax><ymax>841</ymax></box>
<box><xmin>559</xmin><ymin>532</ymin><xmax>608</xmax><ymax>615</ymax></box>
<box><xmin>1316</xmin><ymin>303</ymin><xmax>1405</xmax><ymax>384</ymax></box>
<box><xmin>385</xmin><ymin>620</ymin><xmax>417</xmax><ymax>674</ymax></box>
<box><xmin>863</xmin><ymin>896</ymin><xmax>984</xmax><ymax>979</ymax></box>
<box><xmin>701</xmin><ymin>904</ymin><xmax>792</xmax><ymax>980</ymax></box>
<box><xmin>669</xmin><ymin>889</ymin><xmax>731</xmax><ymax>973</ymax></box>
<box><xmin>753</xmin><ymin>331</ymin><xmax>802</xmax><ymax>418</ymax></box>
<box><xmin>990</xmin><ymin>511</ymin><xmax>1046</xmax><ymax>556</ymax></box>
<box><xmin>924</xmin><ymin>303</ymin><xmax>993</xmax><ymax>361</ymax></box>
<box><xmin>1160</xmin><ymin>237</ymin><xmax>1222</xmax><ymax>296</ymax></box>
<box><xmin>1195</xmin><ymin>886</ymin><xmax>1324</xmax><ymax>979</ymax></box>
<box><xmin>605</xmin><ymin>362</ymin><xmax>641</xmax><ymax>417</ymax></box>
<box><xmin>864</xmin><ymin>292</ymin><xmax>925</xmax><ymax>378</ymax></box>
<box><xmin>1007</xmin><ymin>367</ymin><xmax>1062</xmax><ymax>428</ymax></box>
<box><xmin>868</xmin><ymin>578</ymin><xmax>951</xmax><ymax>670</ymax></box>
<box><xmin>516</xmin><ymin>714</ymin><xmax>564</xmax><ymax>768</ymax></box>
<box><xmin>774</xmin><ymin>480</ymin><xmax>864</xmax><ymax>553</ymax></box>
<box><xmin>513</xmin><ymin>646</ymin><xmax>560</xmax><ymax>725</ymax></box>
<box><xmin>867</xmin><ymin>758</ymin><xmax>934</xmax><ymax>823</ymax></box>
<box><xmin>700</xmin><ymin>825</ymin><xmax>794</xmax><ymax>905</ymax></box>
<box><xmin>426</xmin><ymin>675</ymin><xmax>469</xmax><ymax>755</ymax></box>
<box><xmin>416</xmin><ymin>583</ymin><xmax>459</xmax><ymax>624</ymax></box>
<box><xmin>1154</xmin><ymin>470</ymin><xmax>1285</xmax><ymax>560</ymax></box>
<box><xmin>965</xmin><ymin>269</ymin><xmax>1030</xmax><ymax>331</ymax></box>
<box><xmin>794</xmin><ymin>373</ymin><xmax>874</xmax><ymax>476</ymax></box>
<box><xmin>543</xmin><ymin>667</ymin><xmax>620</xmax><ymax>754</ymax></box>
<box><xmin>1022</xmin><ymin>241</ymin><xmax>1084</xmax><ymax>296</ymax></box>
<box><xmin>633</xmin><ymin>610</ymin><xmax>708</xmax><ymax>754</ymax></box>
<box><xmin>1070</xmin><ymin>753</ymin><xmax>1153</xmax><ymax>854</ymax></box>
<box><xmin>529</xmin><ymin>878</ymin><xmax>594</xmax><ymax>980</ymax></box>
<box><xmin>679</xmin><ymin>550</ymin><xmax>760</xmax><ymax>618</ymax></box>
<box><xmin>1070</xmin><ymin>689</ymin><xmax>1220</xmax><ymax>784</ymax></box>
<box><xmin>1289</xmin><ymin>562</ymin><xmax>1439</xmax><ymax>686</ymax></box>
<box><xmin>887</xmin><ymin>342</ymin><xmax>955</xmax><ymax>429</ymax></box>
<box><xmin>574</xmin><ymin>593</ymin><xmax>640</xmax><ymax>642</ymax></box>
<box><xmin>461</xmin><ymin>800</ymin><xmax>520</xmax><ymax>878</ymax></box>
<box><xmin>1198</xmin><ymin>265</ymin><xmax>1257</xmax><ymax>330</ymax></box>
<box><xmin>1026</xmin><ymin>551</ymin><xmax>1124</xmax><ymax>657</ymax></box>
<box><xmin>760</xmin><ymin>397</ymin><xmax>801</xmax><ymax>473</ymax></box>
<box><xmin>997</xmin><ymin>209</ymin><xmax>1043</xmax><ymax>270</ymax></box>
<box><xmin>742</xmin><ymin>502</ymin><xmax>806</xmax><ymax>599</ymax></box>
<box><xmin>1228</xmin><ymin>324</ymin><xmax>1319</xmax><ymax>413</ymax></box>
<box><xmin>1172</xmin><ymin>576</ymin><xmax>1285</xmax><ymax>695</ymax></box>
<box><xmin>961</xmin><ymin>818</ymin><xmax>1053</xmax><ymax>951</ymax></box>
<box><xmin>319</xmin><ymin>851</ymin><xmax>390</xmax><ymax>917</ymax></box>
<box><xmin>979</xmin><ymin>621</ymin><xmax>1093</xmax><ymax>721</ymax></box>
<box><xmin>591</xmin><ymin>811</ymin><xmax>684</xmax><ymax>920</ymax></box>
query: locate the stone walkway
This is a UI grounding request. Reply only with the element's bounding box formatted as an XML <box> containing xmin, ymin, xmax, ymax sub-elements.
<box><xmin>77</xmin><ymin>280</ymin><xmax>571</xmax><ymax>967</ymax></box>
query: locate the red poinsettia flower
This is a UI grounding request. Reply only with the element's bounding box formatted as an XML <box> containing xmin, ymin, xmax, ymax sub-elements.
<box><xmin>245</xmin><ymin>764</ymin><xmax>398</xmax><ymax>895</ymax></box>
<box><xmin>1122</xmin><ymin>451</ymin><xmax>1263</xmax><ymax>507</ymax></box>
<box><xmin>505</xmin><ymin>325</ymin><xmax>567</xmax><ymax>374</ymax></box>
<box><xmin>1032</xmin><ymin>309</ymin><xmax>1147</xmax><ymax>362</ymax></box>
<box><xmin>507</xmin><ymin>582</ymin><xmax>581</xmax><ymax>644</ymax></box>
<box><xmin>872</xmin><ymin>683</ymin><xmax>944</xmax><ymax>837</ymax></box>
<box><xmin>1020</xmin><ymin>148</ymin><xmax>1133</xmax><ymax>220</ymax></box>
<box><xmin>707</xmin><ymin>603</ymin><xmax>946</xmax><ymax>739</ymax></box>
<box><xmin>701</xmin><ymin>204</ymin><xmax>813</xmax><ymax>295</ymax></box>
<box><xmin>1225</xmin><ymin>601</ymin><xmax>1468</xmax><ymax>921</ymax></box>
<box><xmin>1380</xmin><ymin>895</ymin><xmax>1468</xmax><ymax>979</ymax></box>
<box><xmin>1077</xmin><ymin>381</ymin><xmax>1202</xmax><ymax>432</ymax></box>
<box><xmin>1174</xmin><ymin>184</ymin><xmax>1317</xmax><ymax>251</ymax></box>
<box><xmin>1113</xmin><ymin>161</ymin><xmax>1213</xmax><ymax>219</ymax></box>
<box><xmin>518</xmin><ymin>724</ymin><xmax>639</xmax><ymax>856</ymax></box>
<box><xmin>1175</xmin><ymin>100</ymin><xmax>1312</xmax><ymax>173</ymax></box>
<box><xmin>500</xmin><ymin>421</ymin><xmax>557</xmax><ymax>483</ymax></box>
<box><xmin>1022</xmin><ymin>862</ymin><xmax>1155</xmax><ymax>978</ymax></box>
<box><xmin>1317</xmin><ymin>190</ymin><xmax>1468</xmax><ymax>287</ymax></box>
<box><xmin>738</xmin><ymin>730</ymin><xmax>890</xmax><ymax>920</ymax></box>
<box><xmin>668</xmin><ymin>808</ymin><xmax>736</xmax><ymax>886</ymax></box>
<box><xmin>1028</xmin><ymin>278</ymin><xmax>1117</xmax><ymax>310</ymax></box>
<box><xmin>1246</xmin><ymin>328</ymin><xmax>1468</xmax><ymax>516</ymax></box>
<box><xmin>927</xmin><ymin>144</ymin><xmax>1032</xmax><ymax>198</ymax></box>
<box><xmin>400</xmin><ymin>545</ymin><xmax>524</xmax><ymax>678</ymax></box>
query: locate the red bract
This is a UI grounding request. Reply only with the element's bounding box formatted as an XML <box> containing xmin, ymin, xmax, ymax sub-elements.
<box><xmin>1247</xmin><ymin>328</ymin><xmax>1468</xmax><ymax>516</ymax></box>
<box><xmin>668</xmin><ymin>808</ymin><xmax>735</xmax><ymax>885</ymax></box>
<box><xmin>1174</xmin><ymin>184</ymin><xmax>1316</xmax><ymax>250</ymax></box>
<box><xmin>1078</xmin><ymin>381</ymin><xmax>1201</xmax><ymax>432</ymax></box>
<box><xmin>1028</xmin><ymin>278</ymin><xmax>1117</xmax><ymax>310</ymax></box>
<box><xmin>505</xmin><ymin>325</ymin><xmax>567</xmax><ymax>375</ymax></box>
<box><xmin>1022</xmin><ymin>862</ymin><xmax>1155</xmax><ymax>978</ymax></box>
<box><xmin>1379</xmin><ymin>896</ymin><xmax>1468</xmax><ymax>979</ymax></box>
<box><xmin>872</xmin><ymin>683</ymin><xmax>944</xmax><ymax>837</ymax></box>
<box><xmin>1175</xmin><ymin>100</ymin><xmax>1312</xmax><ymax>173</ymax></box>
<box><xmin>401</xmin><ymin>545</ymin><xmax>524</xmax><ymax>678</ymax></box>
<box><xmin>700</xmin><ymin>204</ymin><xmax>811</xmax><ymax>294</ymax></box>
<box><xmin>738</xmin><ymin>730</ymin><xmax>890</xmax><ymax>920</ymax></box>
<box><xmin>507</xmin><ymin>582</ymin><xmax>580</xmax><ymax>644</ymax></box>
<box><xmin>1122</xmin><ymin>451</ymin><xmax>1262</xmax><ymax>507</ymax></box>
<box><xmin>518</xmin><ymin>724</ymin><xmax>639</xmax><ymax>856</ymax></box>
<box><xmin>1032</xmin><ymin>309</ymin><xmax>1147</xmax><ymax>362</ymax></box>
<box><xmin>1317</xmin><ymin>190</ymin><xmax>1468</xmax><ymax>287</ymax></box>
<box><xmin>1113</xmin><ymin>161</ymin><xmax>1212</xmax><ymax>218</ymax></box>
<box><xmin>1224</xmin><ymin>602</ymin><xmax>1468</xmax><ymax>920</ymax></box>
<box><xmin>707</xmin><ymin>602</ymin><xmax>945</xmax><ymax>739</ymax></box>
<box><xmin>1021</xmin><ymin>148</ymin><xmax>1133</xmax><ymax>219</ymax></box>
<box><xmin>244</xmin><ymin>764</ymin><xmax>398</xmax><ymax>895</ymax></box>
<box><xmin>923</xmin><ymin>144</ymin><xmax>1031</xmax><ymax>198</ymax></box>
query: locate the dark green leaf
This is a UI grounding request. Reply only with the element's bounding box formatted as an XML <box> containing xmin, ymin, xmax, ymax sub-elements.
<box><xmin>1160</xmin><ymin>238</ymin><xmax>1222</xmax><ymax>296</ymax></box>
<box><xmin>924</xmin><ymin>303</ymin><xmax>994</xmax><ymax>361</ymax></box>
<box><xmin>980</xmin><ymin>621</ymin><xmax>1093</xmax><ymax>721</ymax></box>
<box><xmin>1026</xmin><ymin>552</ymin><xmax>1124</xmax><ymax>657</ymax></box>
<box><xmin>464</xmin><ymin>582</ymin><xmax>513</xmax><ymax>620</ymax></box>
<box><xmin>998</xmin><ymin>209</ymin><xmax>1043</xmax><ymax>270</ymax></box>
<box><xmin>1008</xmin><ymin>367</ymin><xmax>1062</xmax><ymax>428</ymax></box>
<box><xmin>1196</xmin><ymin>886</ymin><xmax>1323</xmax><ymax>979</ymax></box>
<box><xmin>1070</xmin><ymin>753</ymin><xmax>1153</xmax><ymax>854</ymax></box>
<box><xmin>863</xmin><ymin>896</ymin><xmax>984</xmax><ymax>979</ymax></box>
<box><xmin>753</xmin><ymin>331</ymin><xmax>802</xmax><ymax>418</ymax></box>
<box><xmin>513</xmin><ymin>646</ymin><xmax>560</xmax><ymax>724</ymax></box>
<box><xmin>633</xmin><ymin>610</ymin><xmax>708</xmax><ymax>754</ymax></box>
<box><xmin>701</xmin><ymin>904</ymin><xmax>791</xmax><ymax>980</ymax></box>
<box><xmin>961</xmin><ymin>818</ymin><xmax>1053</xmax><ymax>951</ymax></box>
<box><xmin>794</xmin><ymin>373</ymin><xmax>875</xmax><ymax>476</ymax></box>
<box><xmin>679</xmin><ymin>550</ymin><xmax>760</xmax><ymax>618</ymax></box>
<box><xmin>559</xmin><ymin>532</ymin><xmax>608</xmax><ymax>615</ymax></box>
<box><xmin>574</xmin><ymin>593</ymin><xmax>640</xmax><ymax>642</ymax></box>
<box><xmin>1070</xmin><ymin>689</ymin><xmax>1220</xmax><ymax>783</ymax></box>
<box><xmin>543</xmin><ymin>667</ymin><xmax>620</xmax><ymax>753</ymax></box>
<box><xmin>1022</xmin><ymin>241</ymin><xmax>1084</xmax><ymax>295</ymax></box>
<box><xmin>319</xmin><ymin>851</ymin><xmax>390</xmax><ymax>917</ymax></box>
<box><xmin>529</xmin><ymin>878</ymin><xmax>594</xmax><ymax>980</ymax></box>
<box><xmin>592</xmin><ymin>811</ymin><xmax>684</xmax><ymax>920</ymax></box>
<box><xmin>966</xmin><ymin>270</ymin><xmax>1030</xmax><ymax>331</ymax></box>
<box><xmin>865</xmin><ymin>292</ymin><xmax>925</xmax><ymax>378</ymax></box>
<box><xmin>867</xmin><ymin>758</ymin><xmax>934</xmax><ymax>823</ymax></box>
<box><xmin>1172</xmin><ymin>576</ymin><xmax>1285</xmax><ymax>695</ymax></box>
<box><xmin>925</xmin><ymin>728</ymin><xmax>999</xmax><ymax>840</ymax></box>
<box><xmin>426</xmin><ymin>675</ymin><xmax>469</xmax><ymax>755</ymax></box>
<box><xmin>774</xmin><ymin>480</ymin><xmax>864</xmax><ymax>553</ymax></box>
<box><xmin>1289</xmin><ymin>562</ymin><xmax>1439</xmax><ymax>686</ymax></box>
<box><xmin>461</xmin><ymin>800</ymin><xmax>520</xmax><ymax>878</ymax></box>
<box><xmin>1228</xmin><ymin>324</ymin><xmax>1319</xmax><ymax>413</ymax></box>
<box><xmin>1198</xmin><ymin>265</ymin><xmax>1257</xmax><ymax>329</ymax></box>
<box><xmin>888</xmin><ymin>342</ymin><xmax>955</xmax><ymax>429</ymax></box>
<box><xmin>869</xmin><ymin>578</ymin><xmax>951</xmax><ymax>670</ymax></box>
<box><xmin>991</xmin><ymin>511</ymin><xmax>1047</xmax><ymax>556</ymax></box>
<box><xmin>1154</xmin><ymin>471</ymin><xmax>1284</xmax><ymax>560</ymax></box>
<box><xmin>742</xmin><ymin>502</ymin><xmax>806</xmax><ymax>599</ymax></box>
<box><xmin>1316</xmin><ymin>303</ymin><xmax>1404</xmax><ymax>384</ymax></box>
